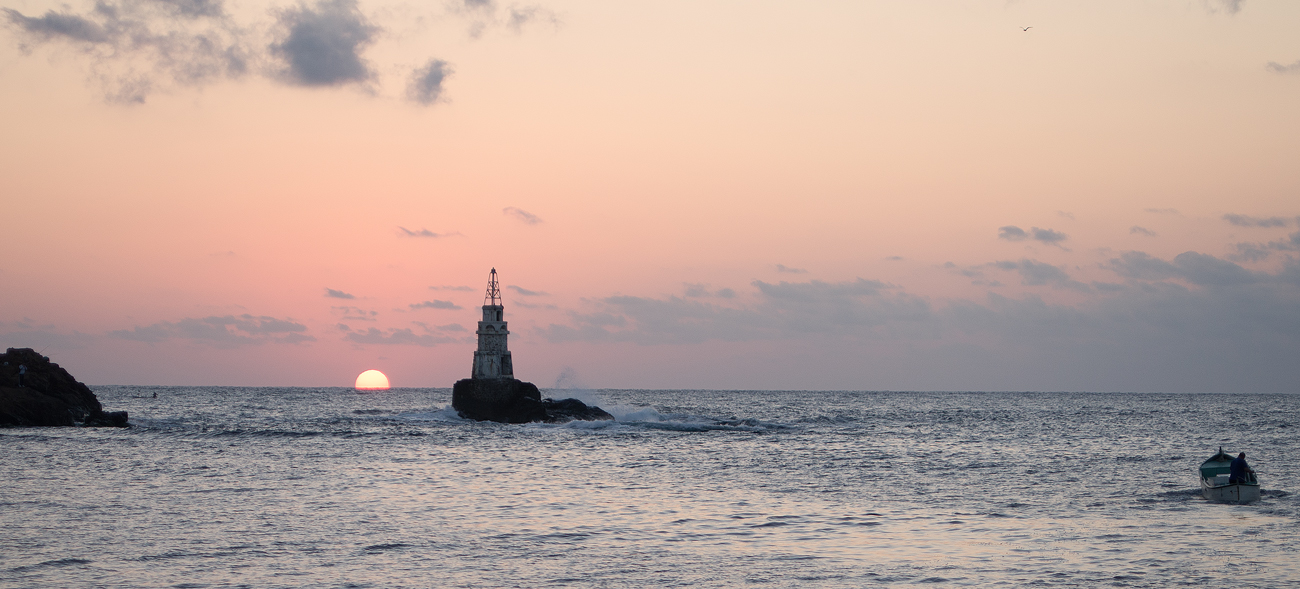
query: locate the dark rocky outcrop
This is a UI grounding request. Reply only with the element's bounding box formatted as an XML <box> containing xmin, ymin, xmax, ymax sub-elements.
<box><xmin>452</xmin><ymin>377</ymin><xmax>614</xmax><ymax>424</ymax></box>
<box><xmin>0</xmin><ymin>348</ymin><xmax>128</xmax><ymax>427</ymax></box>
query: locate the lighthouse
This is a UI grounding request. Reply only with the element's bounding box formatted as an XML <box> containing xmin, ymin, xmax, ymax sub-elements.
<box><xmin>471</xmin><ymin>268</ymin><xmax>514</xmax><ymax>379</ymax></box>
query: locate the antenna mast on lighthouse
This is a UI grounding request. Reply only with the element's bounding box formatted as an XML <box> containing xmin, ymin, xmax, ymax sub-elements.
<box><xmin>483</xmin><ymin>267</ymin><xmax>502</xmax><ymax>306</ymax></box>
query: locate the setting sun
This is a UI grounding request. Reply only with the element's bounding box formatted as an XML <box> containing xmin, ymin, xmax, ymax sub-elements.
<box><xmin>354</xmin><ymin>370</ymin><xmax>390</xmax><ymax>391</ymax></box>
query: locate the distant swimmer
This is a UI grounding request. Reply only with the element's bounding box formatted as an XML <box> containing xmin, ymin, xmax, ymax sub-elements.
<box><xmin>1021</xmin><ymin>26</ymin><xmax>1032</xmax><ymax>31</ymax></box>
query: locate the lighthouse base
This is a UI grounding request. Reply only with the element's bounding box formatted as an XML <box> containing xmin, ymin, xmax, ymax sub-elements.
<box><xmin>452</xmin><ymin>378</ymin><xmax>614</xmax><ymax>424</ymax></box>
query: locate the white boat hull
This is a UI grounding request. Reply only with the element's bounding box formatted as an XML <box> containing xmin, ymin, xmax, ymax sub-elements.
<box><xmin>1201</xmin><ymin>482</ymin><xmax>1261</xmax><ymax>503</ymax></box>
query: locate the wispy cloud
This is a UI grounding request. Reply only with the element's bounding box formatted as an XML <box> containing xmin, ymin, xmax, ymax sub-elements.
<box><xmin>991</xmin><ymin>259</ymin><xmax>1091</xmax><ymax>292</ymax></box>
<box><xmin>998</xmin><ymin>226</ymin><xmax>1028</xmax><ymax>241</ymax></box>
<box><xmin>1144</xmin><ymin>208</ymin><xmax>1180</xmax><ymax>215</ymax></box>
<box><xmin>430</xmin><ymin>285</ymin><xmax>474</xmax><ymax>291</ymax></box>
<box><xmin>1267</xmin><ymin>60</ymin><xmax>1300</xmax><ymax>74</ymax></box>
<box><xmin>332</xmin><ymin>305</ymin><xmax>377</xmax><ymax>321</ymax></box>
<box><xmin>1130</xmin><ymin>226</ymin><xmax>1157</xmax><ymax>237</ymax></box>
<box><xmin>998</xmin><ymin>226</ymin><xmax>1067</xmax><ymax>246</ymax></box>
<box><xmin>3</xmin><ymin>0</ymin><xmax>247</xmax><ymax>102</ymax></box>
<box><xmin>683</xmin><ymin>283</ymin><xmax>735</xmax><ymax>298</ymax></box>
<box><xmin>1222</xmin><ymin>213</ymin><xmax>1289</xmax><ymax>228</ymax></box>
<box><xmin>775</xmin><ymin>264</ymin><xmax>807</xmax><ymax>274</ymax></box>
<box><xmin>2</xmin><ymin>0</ymin><xmax>458</xmax><ymax>104</ymax></box>
<box><xmin>407</xmin><ymin>59</ymin><xmax>451</xmax><ymax>104</ymax></box>
<box><xmin>344</xmin><ymin>327</ymin><xmax>460</xmax><ymax>346</ymax></box>
<box><xmin>507</xmin><ymin>285</ymin><xmax>547</xmax><ymax>296</ymax></box>
<box><xmin>325</xmin><ymin>288</ymin><xmax>356</xmax><ymax>299</ymax></box>
<box><xmin>503</xmin><ymin>206</ymin><xmax>542</xmax><ymax>224</ymax></box>
<box><xmin>409</xmin><ymin>299</ymin><xmax>461</xmax><ymax>310</ymax></box>
<box><xmin>109</xmin><ymin>314</ymin><xmax>314</xmax><ymax>347</ymax></box>
<box><xmin>398</xmin><ymin>226</ymin><xmax>460</xmax><ymax>238</ymax></box>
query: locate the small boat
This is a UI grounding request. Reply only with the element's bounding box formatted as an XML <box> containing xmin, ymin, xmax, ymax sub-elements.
<box><xmin>1199</xmin><ymin>447</ymin><xmax>1261</xmax><ymax>503</ymax></box>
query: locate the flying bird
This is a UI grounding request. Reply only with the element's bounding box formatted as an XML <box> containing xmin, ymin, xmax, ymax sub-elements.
<box><xmin>1021</xmin><ymin>26</ymin><xmax>1032</xmax><ymax>31</ymax></box>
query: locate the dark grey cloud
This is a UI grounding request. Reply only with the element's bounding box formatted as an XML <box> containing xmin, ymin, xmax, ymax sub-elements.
<box><xmin>325</xmin><ymin>288</ymin><xmax>355</xmax><ymax>299</ymax></box>
<box><xmin>1130</xmin><ymin>226</ymin><xmax>1157</xmax><ymax>237</ymax></box>
<box><xmin>409</xmin><ymin>299</ymin><xmax>461</xmax><ymax>310</ymax></box>
<box><xmin>775</xmin><ymin>264</ymin><xmax>808</xmax><ymax>274</ymax></box>
<box><xmin>407</xmin><ymin>59</ymin><xmax>451</xmax><ymax>105</ymax></box>
<box><xmin>271</xmin><ymin>0</ymin><xmax>377</xmax><ymax>86</ymax></box>
<box><xmin>992</xmin><ymin>259</ymin><xmax>1090</xmax><ymax>292</ymax></box>
<box><xmin>3</xmin><ymin>0</ymin><xmax>247</xmax><ymax>102</ymax></box>
<box><xmin>109</xmin><ymin>314</ymin><xmax>314</xmax><ymax>347</ymax></box>
<box><xmin>998</xmin><ymin>226</ymin><xmax>1028</xmax><ymax>241</ymax></box>
<box><xmin>344</xmin><ymin>327</ymin><xmax>460</xmax><ymax>346</ymax></box>
<box><xmin>1268</xmin><ymin>60</ymin><xmax>1300</xmax><ymax>74</ymax></box>
<box><xmin>1222</xmin><ymin>213</ymin><xmax>1289</xmax><ymax>228</ymax></box>
<box><xmin>503</xmin><ymin>206</ymin><xmax>541</xmax><ymax>224</ymax></box>
<box><xmin>507</xmin><ymin>285</ymin><xmax>547</xmax><ymax>296</ymax></box>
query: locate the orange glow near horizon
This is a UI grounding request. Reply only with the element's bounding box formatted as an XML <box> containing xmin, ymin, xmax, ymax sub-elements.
<box><xmin>355</xmin><ymin>370</ymin><xmax>391</xmax><ymax>390</ymax></box>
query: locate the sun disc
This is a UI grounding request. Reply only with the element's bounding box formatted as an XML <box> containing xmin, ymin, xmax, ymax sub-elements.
<box><xmin>355</xmin><ymin>369</ymin><xmax>390</xmax><ymax>390</ymax></box>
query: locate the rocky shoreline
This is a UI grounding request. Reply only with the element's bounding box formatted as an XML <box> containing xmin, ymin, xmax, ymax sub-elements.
<box><xmin>0</xmin><ymin>348</ymin><xmax>128</xmax><ymax>427</ymax></box>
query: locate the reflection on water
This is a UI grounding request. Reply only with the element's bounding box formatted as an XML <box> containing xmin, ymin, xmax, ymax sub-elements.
<box><xmin>2</xmin><ymin>388</ymin><xmax>1297</xmax><ymax>587</ymax></box>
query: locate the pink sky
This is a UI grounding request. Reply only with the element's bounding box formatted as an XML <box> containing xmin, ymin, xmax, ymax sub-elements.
<box><xmin>2</xmin><ymin>0</ymin><xmax>1298</xmax><ymax>391</ymax></box>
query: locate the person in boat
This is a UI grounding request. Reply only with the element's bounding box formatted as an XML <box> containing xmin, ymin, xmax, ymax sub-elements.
<box><xmin>1229</xmin><ymin>452</ymin><xmax>1254</xmax><ymax>484</ymax></box>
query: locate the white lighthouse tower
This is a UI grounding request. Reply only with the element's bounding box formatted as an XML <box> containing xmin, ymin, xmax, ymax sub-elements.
<box><xmin>471</xmin><ymin>268</ymin><xmax>514</xmax><ymax>379</ymax></box>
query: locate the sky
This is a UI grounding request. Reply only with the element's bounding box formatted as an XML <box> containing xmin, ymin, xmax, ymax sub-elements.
<box><xmin>1</xmin><ymin>0</ymin><xmax>1298</xmax><ymax>392</ymax></box>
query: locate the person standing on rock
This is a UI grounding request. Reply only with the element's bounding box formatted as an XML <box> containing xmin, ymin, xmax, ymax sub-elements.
<box><xmin>17</xmin><ymin>364</ymin><xmax>26</xmax><ymax>387</ymax></box>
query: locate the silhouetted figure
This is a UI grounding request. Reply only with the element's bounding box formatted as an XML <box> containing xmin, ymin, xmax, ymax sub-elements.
<box><xmin>152</xmin><ymin>392</ymin><xmax>157</xmax><ymax>399</ymax></box>
<box><xmin>17</xmin><ymin>364</ymin><xmax>26</xmax><ymax>387</ymax></box>
<box><xmin>1229</xmin><ymin>452</ymin><xmax>1254</xmax><ymax>484</ymax></box>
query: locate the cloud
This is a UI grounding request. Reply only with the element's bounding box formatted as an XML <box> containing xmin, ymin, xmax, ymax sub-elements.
<box><xmin>343</xmin><ymin>327</ymin><xmax>460</xmax><ymax>346</ymax></box>
<box><xmin>503</xmin><ymin>207</ymin><xmax>542</xmax><ymax>224</ymax></box>
<box><xmin>1130</xmin><ymin>226</ymin><xmax>1157</xmax><ymax>237</ymax></box>
<box><xmin>1108</xmin><ymin>251</ymin><xmax>1264</xmax><ymax>287</ymax></box>
<box><xmin>1211</xmin><ymin>0</ymin><xmax>1245</xmax><ymax>15</ymax></box>
<box><xmin>992</xmin><ymin>259</ymin><xmax>1091</xmax><ymax>292</ymax></box>
<box><xmin>541</xmin><ymin>278</ymin><xmax>925</xmax><ymax>345</ymax></box>
<box><xmin>683</xmin><ymin>283</ymin><xmax>735</xmax><ymax>298</ymax></box>
<box><xmin>325</xmin><ymin>288</ymin><xmax>356</xmax><ymax>299</ymax></box>
<box><xmin>409</xmin><ymin>299</ymin><xmax>461</xmax><ymax>310</ymax></box>
<box><xmin>3</xmin><ymin>0</ymin><xmax>248</xmax><ymax>102</ymax></box>
<box><xmin>775</xmin><ymin>264</ymin><xmax>808</xmax><ymax>274</ymax></box>
<box><xmin>998</xmin><ymin>226</ymin><xmax>1028</xmax><ymax>241</ymax></box>
<box><xmin>1268</xmin><ymin>60</ymin><xmax>1300</xmax><ymax>74</ymax></box>
<box><xmin>398</xmin><ymin>226</ymin><xmax>460</xmax><ymax>238</ymax></box>
<box><xmin>505</xmin><ymin>5</ymin><xmax>558</xmax><ymax>33</ymax></box>
<box><xmin>270</xmin><ymin>0</ymin><xmax>378</xmax><ymax>87</ymax></box>
<box><xmin>430</xmin><ymin>285</ymin><xmax>474</xmax><ymax>291</ymax></box>
<box><xmin>1144</xmin><ymin>208</ymin><xmax>1179</xmax><ymax>215</ymax></box>
<box><xmin>1030</xmin><ymin>227</ymin><xmax>1068</xmax><ymax>245</ymax></box>
<box><xmin>407</xmin><ymin>59</ymin><xmax>451</xmax><ymax>105</ymax></box>
<box><xmin>109</xmin><ymin>314</ymin><xmax>314</xmax><ymax>347</ymax></box>
<box><xmin>1222</xmin><ymin>213</ymin><xmax>1289</xmax><ymax>228</ymax></box>
<box><xmin>885</xmin><ymin>256</ymin><xmax>904</xmax><ymax>261</ymax></box>
<box><xmin>507</xmin><ymin>285</ymin><xmax>547</xmax><ymax>296</ymax></box>
<box><xmin>332</xmin><ymin>305</ymin><xmax>377</xmax><ymax>320</ymax></box>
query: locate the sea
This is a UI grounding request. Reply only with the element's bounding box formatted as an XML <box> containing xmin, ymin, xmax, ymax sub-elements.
<box><xmin>2</xmin><ymin>388</ymin><xmax>1297</xmax><ymax>588</ymax></box>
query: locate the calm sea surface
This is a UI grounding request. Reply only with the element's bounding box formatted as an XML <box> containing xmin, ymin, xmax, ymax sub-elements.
<box><xmin>2</xmin><ymin>388</ymin><xmax>1297</xmax><ymax>588</ymax></box>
